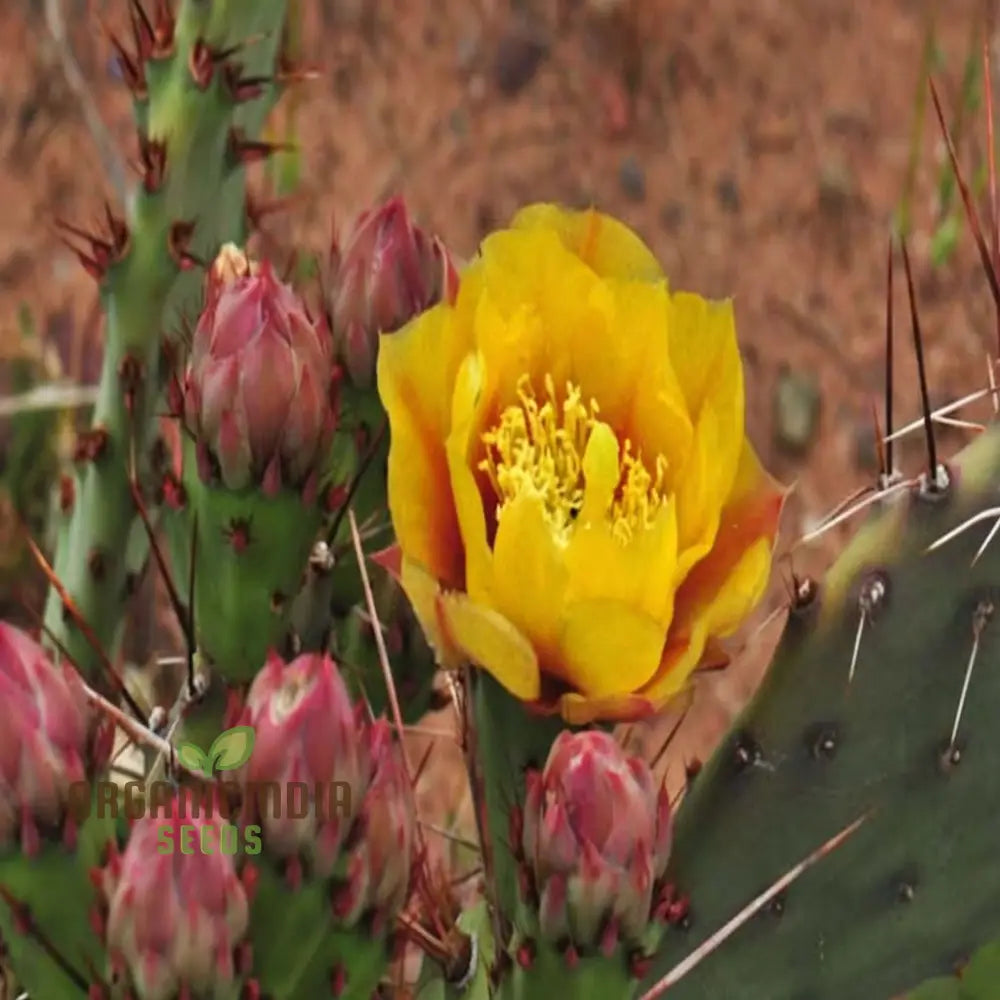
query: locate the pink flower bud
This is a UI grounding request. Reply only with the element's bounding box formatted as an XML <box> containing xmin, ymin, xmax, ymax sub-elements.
<box><xmin>0</xmin><ymin>623</ymin><xmax>97</xmax><ymax>854</ymax></box>
<box><xmin>521</xmin><ymin>730</ymin><xmax>672</xmax><ymax>947</ymax></box>
<box><xmin>184</xmin><ymin>246</ymin><xmax>337</xmax><ymax>493</ymax></box>
<box><xmin>328</xmin><ymin>197</ymin><xmax>458</xmax><ymax>387</ymax></box>
<box><xmin>237</xmin><ymin>651</ymin><xmax>367</xmax><ymax>875</ymax></box>
<box><xmin>102</xmin><ymin>790</ymin><xmax>249</xmax><ymax>1000</ymax></box>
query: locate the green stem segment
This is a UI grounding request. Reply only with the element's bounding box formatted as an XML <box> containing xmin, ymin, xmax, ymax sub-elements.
<box><xmin>42</xmin><ymin>0</ymin><xmax>290</xmax><ymax>689</ymax></box>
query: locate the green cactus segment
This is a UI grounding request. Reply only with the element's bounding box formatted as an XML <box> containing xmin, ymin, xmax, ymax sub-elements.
<box><xmin>496</xmin><ymin>943</ymin><xmax>639</xmax><ymax>1000</ymax></box>
<box><xmin>0</xmin><ymin>810</ymin><xmax>115</xmax><ymax>997</ymax></box>
<box><xmin>245</xmin><ymin>859</ymin><xmax>391</xmax><ymax>998</ymax></box>
<box><xmin>42</xmin><ymin>0</ymin><xmax>289</xmax><ymax>688</ymax></box>
<box><xmin>329</xmin><ymin>560</ymin><xmax>439</xmax><ymax>722</ymax></box>
<box><xmin>641</xmin><ymin>425</ymin><xmax>1000</xmax><ymax>1000</ymax></box>
<box><xmin>180</xmin><ymin>439</ymin><xmax>322</xmax><ymax>684</ymax></box>
<box><xmin>325</xmin><ymin>385</ymin><xmax>393</xmax><ymax>614</ymax></box>
<box><xmin>471</xmin><ymin>671</ymin><xmax>568</xmax><ymax>926</ymax></box>
<box><xmin>909</xmin><ymin>942</ymin><xmax>1000</xmax><ymax>999</ymax></box>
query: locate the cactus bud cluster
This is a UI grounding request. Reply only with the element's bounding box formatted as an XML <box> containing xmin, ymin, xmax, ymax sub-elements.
<box><xmin>0</xmin><ymin>623</ymin><xmax>107</xmax><ymax>855</ymax></box>
<box><xmin>518</xmin><ymin>730</ymin><xmax>672</xmax><ymax>951</ymax></box>
<box><xmin>96</xmin><ymin>791</ymin><xmax>251</xmax><ymax>1000</ymax></box>
<box><xmin>235</xmin><ymin>651</ymin><xmax>414</xmax><ymax>926</ymax></box>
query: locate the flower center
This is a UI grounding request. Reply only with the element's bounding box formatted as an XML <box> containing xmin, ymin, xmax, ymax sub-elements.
<box><xmin>479</xmin><ymin>374</ymin><xmax>667</xmax><ymax>545</ymax></box>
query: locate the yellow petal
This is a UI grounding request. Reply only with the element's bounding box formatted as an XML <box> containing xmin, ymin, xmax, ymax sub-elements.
<box><xmin>564</xmin><ymin>421</ymin><xmax>679</xmax><ymax>625</ymax></box>
<box><xmin>473</xmin><ymin>230</ymin><xmax>606</xmax><ymax>402</ymax></box>
<box><xmin>639</xmin><ymin>536</ymin><xmax>773</xmax><ymax>707</ymax></box>
<box><xmin>557</xmin><ymin>599</ymin><xmax>666</xmax><ymax>698</ymax></box>
<box><xmin>378</xmin><ymin>306</ymin><xmax>469</xmax><ymax>588</ymax></box>
<box><xmin>668</xmin><ymin>294</ymin><xmax>745</xmax><ymax>562</ymax></box>
<box><xmin>555</xmin><ymin>690</ymin><xmax>657</xmax><ymax>726</ymax></box>
<box><xmin>672</xmin><ymin>400</ymin><xmax>721</xmax><ymax>578</ymax></box>
<box><xmin>621</xmin><ymin>287</ymin><xmax>695</xmax><ymax>490</ymax></box>
<box><xmin>637</xmin><ymin>440</ymin><xmax>785</xmax><ymax>708</ymax></box>
<box><xmin>668</xmin><ymin>293</ymin><xmax>742</xmax><ymax>418</ymax></box>
<box><xmin>445</xmin><ymin>352</ymin><xmax>494</xmax><ymax>602</ymax></box>
<box><xmin>605</xmin><ymin>280</ymin><xmax>693</xmax><ymax>468</ymax></box>
<box><xmin>436</xmin><ymin>591</ymin><xmax>541</xmax><ymax>700</ymax></box>
<box><xmin>399</xmin><ymin>558</ymin><xmax>463</xmax><ymax>670</ymax></box>
<box><xmin>508</xmin><ymin>204</ymin><xmax>665</xmax><ymax>283</ymax></box>
<box><xmin>489</xmin><ymin>492</ymin><xmax>569</xmax><ymax>670</ymax></box>
<box><xmin>566</xmin><ymin>510</ymin><xmax>679</xmax><ymax>627</ymax></box>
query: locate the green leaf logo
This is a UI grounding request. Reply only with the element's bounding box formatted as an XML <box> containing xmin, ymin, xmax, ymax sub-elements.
<box><xmin>176</xmin><ymin>742</ymin><xmax>211</xmax><ymax>775</ymax></box>
<box><xmin>175</xmin><ymin>726</ymin><xmax>255</xmax><ymax>777</ymax></box>
<box><xmin>208</xmin><ymin>726</ymin><xmax>255</xmax><ymax>772</ymax></box>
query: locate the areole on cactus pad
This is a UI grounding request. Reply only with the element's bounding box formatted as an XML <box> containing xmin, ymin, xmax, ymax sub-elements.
<box><xmin>376</xmin><ymin>203</ymin><xmax>787</xmax><ymax>725</ymax></box>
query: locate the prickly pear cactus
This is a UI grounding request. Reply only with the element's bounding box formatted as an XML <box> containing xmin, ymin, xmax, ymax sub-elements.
<box><xmin>12</xmin><ymin>2</ymin><xmax>1000</xmax><ymax>999</ymax></box>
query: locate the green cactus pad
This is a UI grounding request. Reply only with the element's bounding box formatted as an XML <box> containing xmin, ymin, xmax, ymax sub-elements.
<box><xmin>0</xmin><ymin>810</ymin><xmax>116</xmax><ymax>997</ymax></box>
<box><xmin>908</xmin><ymin>941</ymin><xmax>1000</xmax><ymax>999</ymax></box>
<box><xmin>180</xmin><ymin>437</ymin><xmax>323</xmax><ymax>683</ymax></box>
<box><xmin>244</xmin><ymin>857</ymin><xmax>392</xmax><ymax>998</ymax></box>
<box><xmin>496</xmin><ymin>940</ymin><xmax>639</xmax><ymax>1000</ymax></box>
<box><xmin>330</xmin><ymin>560</ymin><xmax>440</xmax><ymax>723</ymax></box>
<box><xmin>639</xmin><ymin>425</ymin><xmax>1000</xmax><ymax>999</ymax></box>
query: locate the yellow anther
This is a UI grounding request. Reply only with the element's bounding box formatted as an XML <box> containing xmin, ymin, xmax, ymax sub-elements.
<box><xmin>479</xmin><ymin>375</ymin><xmax>666</xmax><ymax>545</ymax></box>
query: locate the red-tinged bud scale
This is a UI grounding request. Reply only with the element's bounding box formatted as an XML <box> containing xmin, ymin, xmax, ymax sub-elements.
<box><xmin>328</xmin><ymin>196</ymin><xmax>458</xmax><ymax>387</ymax></box>
<box><xmin>99</xmin><ymin>790</ymin><xmax>249</xmax><ymax>1000</ymax></box>
<box><xmin>521</xmin><ymin>730</ymin><xmax>672</xmax><ymax>949</ymax></box>
<box><xmin>183</xmin><ymin>244</ymin><xmax>337</xmax><ymax>494</ymax></box>
<box><xmin>0</xmin><ymin>623</ymin><xmax>104</xmax><ymax>855</ymax></box>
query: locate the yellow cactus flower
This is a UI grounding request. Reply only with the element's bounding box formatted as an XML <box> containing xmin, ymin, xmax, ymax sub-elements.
<box><xmin>376</xmin><ymin>204</ymin><xmax>786</xmax><ymax>725</ymax></box>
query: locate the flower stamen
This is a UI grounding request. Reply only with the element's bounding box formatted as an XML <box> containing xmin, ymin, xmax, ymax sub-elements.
<box><xmin>479</xmin><ymin>374</ymin><xmax>667</xmax><ymax>545</ymax></box>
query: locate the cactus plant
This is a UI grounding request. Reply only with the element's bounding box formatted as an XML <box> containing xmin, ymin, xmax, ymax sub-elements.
<box><xmin>11</xmin><ymin>3</ymin><xmax>1000</xmax><ymax>999</ymax></box>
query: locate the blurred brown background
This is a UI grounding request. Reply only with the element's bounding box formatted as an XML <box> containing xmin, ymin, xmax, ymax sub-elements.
<box><xmin>1</xmin><ymin>0</ymin><xmax>999</xmax><ymax>828</ymax></box>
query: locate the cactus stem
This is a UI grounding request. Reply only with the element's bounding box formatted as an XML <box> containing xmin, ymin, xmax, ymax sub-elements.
<box><xmin>928</xmin><ymin>74</ymin><xmax>1000</xmax><ymax>314</ymax></box>
<box><xmin>86</xmin><ymin>549</ymin><xmax>106</xmax><ymax>581</ymax></box>
<box><xmin>0</xmin><ymin>885</ymin><xmax>91</xmax><ymax>993</ymax></box>
<box><xmin>223</xmin><ymin>67</ymin><xmax>273</xmax><ymax>103</ymax></box>
<box><xmin>22</xmin><ymin>534</ymin><xmax>148</xmax><ymax>724</ymax></box>
<box><xmin>324</xmin><ymin>417</ymin><xmax>387</xmax><ymax>547</ymax></box>
<box><xmin>125</xmin><ymin>428</ymin><xmax>193</xmax><ymax>651</ymax></box>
